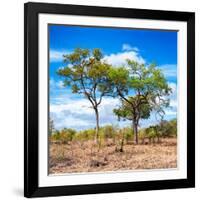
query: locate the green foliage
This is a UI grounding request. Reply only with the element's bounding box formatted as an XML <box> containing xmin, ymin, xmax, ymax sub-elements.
<box><xmin>159</xmin><ymin>119</ymin><xmax>177</xmax><ymax>137</ymax></box>
<box><xmin>145</xmin><ymin>126</ymin><xmax>159</xmax><ymax>140</ymax></box>
<box><xmin>123</xmin><ymin>127</ymin><xmax>134</xmax><ymax>142</ymax></box>
<box><xmin>51</xmin><ymin>128</ymin><xmax>76</xmax><ymax>143</ymax></box>
<box><xmin>138</xmin><ymin>128</ymin><xmax>146</xmax><ymax>140</ymax></box>
<box><xmin>51</xmin><ymin>130</ymin><xmax>61</xmax><ymax>141</ymax></box>
<box><xmin>138</xmin><ymin>119</ymin><xmax>177</xmax><ymax>142</ymax></box>
<box><xmin>100</xmin><ymin>125</ymin><xmax>115</xmax><ymax>139</ymax></box>
<box><xmin>108</xmin><ymin>67</ymin><xmax>129</xmax><ymax>96</ymax></box>
<box><xmin>113</xmin><ymin>96</ymin><xmax>152</xmax><ymax>121</ymax></box>
<box><xmin>111</xmin><ymin>60</ymin><xmax>172</xmax><ymax>121</ymax></box>
<box><xmin>73</xmin><ymin>129</ymin><xmax>96</xmax><ymax>141</ymax></box>
<box><xmin>57</xmin><ymin>48</ymin><xmax>113</xmax><ymax>100</ymax></box>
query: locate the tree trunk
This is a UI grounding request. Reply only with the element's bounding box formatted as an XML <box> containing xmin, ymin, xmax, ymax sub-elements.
<box><xmin>94</xmin><ymin>107</ymin><xmax>100</xmax><ymax>143</ymax></box>
<box><xmin>120</xmin><ymin>130</ymin><xmax>125</xmax><ymax>152</ymax></box>
<box><xmin>132</xmin><ymin>120</ymin><xmax>139</xmax><ymax>144</ymax></box>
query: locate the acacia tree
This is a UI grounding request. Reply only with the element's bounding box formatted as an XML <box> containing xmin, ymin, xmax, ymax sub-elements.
<box><xmin>57</xmin><ymin>48</ymin><xmax>112</xmax><ymax>143</ymax></box>
<box><xmin>113</xmin><ymin>96</ymin><xmax>152</xmax><ymax>143</ymax></box>
<box><xmin>109</xmin><ymin>60</ymin><xmax>171</xmax><ymax>144</ymax></box>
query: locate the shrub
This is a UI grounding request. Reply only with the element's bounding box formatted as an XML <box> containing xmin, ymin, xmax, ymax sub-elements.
<box><xmin>51</xmin><ymin>128</ymin><xmax>76</xmax><ymax>144</ymax></box>
<box><xmin>51</xmin><ymin>130</ymin><xmax>61</xmax><ymax>141</ymax></box>
<box><xmin>74</xmin><ymin>129</ymin><xmax>96</xmax><ymax>141</ymax></box>
<box><xmin>100</xmin><ymin>125</ymin><xmax>115</xmax><ymax>139</ymax></box>
<box><xmin>159</xmin><ymin>119</ymin><xmax>177</xmax><ymax>137</ymax></box>
<box><xmin>123</xmin><ymin>127</ymin><xmax>133</xmax><ymax>142</ymax></box>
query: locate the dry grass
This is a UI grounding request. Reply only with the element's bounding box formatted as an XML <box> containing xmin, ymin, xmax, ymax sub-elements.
<box><xmin>49</xmin><ymin>138</ymin><xmax>177</xmax><ymax>174</ymax></box>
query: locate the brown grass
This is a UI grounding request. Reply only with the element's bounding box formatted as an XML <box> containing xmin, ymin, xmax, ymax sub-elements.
<box><xmin>49</xmin><ymin>138</ymin><xmax>177</xmax><ymax>174</ymax></box>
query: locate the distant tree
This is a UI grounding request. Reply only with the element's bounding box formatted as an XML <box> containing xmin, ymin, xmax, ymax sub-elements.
<box><xmin>145</xmin><ymin>125</ymin><xmax>161</xmax><ymax>143</ymax></box>
<box><xmin>49</xmin><ymin>117</ymin><xmax>54</xmax><ymax>136</ymax></box>
<box><xmin>57</xmin><ymin>48</ymin><xmax>113</xmax><ymax>143</ymax></box>
<box><xmin>169</xmin><ymin>119</ymin><xmax>177</xmax><ymax>136</ymax></box>
<box><xmin>110</xmin><ymin>60</ymin><xmax>171</xmax><ymax>144</ymax></box>
<box><xmin>61</xmin><ymin>128</ymin><xmax>76</xmax><ymax>142</ymax></box>
<box><xmin>159</xmin><ymin>119</ymin><xmax>177</xmax><ymax>137</ymax></box>
<box><xmin>100</xmin><ymin>125</ymin><xmax>115</xmax><ymax>139</ymax></box>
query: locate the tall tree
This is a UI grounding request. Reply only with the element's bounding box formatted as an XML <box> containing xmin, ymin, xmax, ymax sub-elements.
<box><xmin>109</xmin><ymin>60</ymin><xmax>171</xmax><ymax>144</ymax></box>
<box><xmin>57</xmin><ymin>48</ymin><xmax>112</xmax><ymax>143</ymax></box>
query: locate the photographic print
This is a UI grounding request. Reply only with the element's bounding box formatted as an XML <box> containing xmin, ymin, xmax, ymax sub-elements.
<box><xmin>24</xmin><ymin>2</ymin><xmax>195</xmax><ymax>197</ymax></box>
<box><xmin>48</xmin><ymin>25</ymin><xmax>178</xmax><ymax>174</ymax></box>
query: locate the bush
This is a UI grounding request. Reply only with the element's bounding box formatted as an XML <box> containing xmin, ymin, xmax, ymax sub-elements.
<box><xmin>51</xmin><ymin>130</ymin><xmax>61</xmax><ymax>141</ymax></box>
<box><xmin>100</xmin><ymin>125</ymin><xmax>115</xmax><ymax>139</ymax></box>
<box><xmin>159</xmin><ymin>119</ymin><xmax>177</xmax><ymax>137</ymax></box>
<box><xmin>123</xmin><ymin>127</ymin><xmax>133</xmax><ymax>142</ymax></box>
<box><xmin>50</xmin><ymin>119</ymin><xmax>177</xmax><ymax>145</ymax></box>
<box><xmin>138</xmin><ymin>128</ymin><xmax>146</xmax><ymax>140</ymax></box>
<box><xmin>74</xmin><ymin>129</ymin><xmax>96</xmax><ymax>141</ymax></box>
<box><xmin>51</xmin><ymin>128</ymin><xmax>76</xmax><ymax>144</ymax></box>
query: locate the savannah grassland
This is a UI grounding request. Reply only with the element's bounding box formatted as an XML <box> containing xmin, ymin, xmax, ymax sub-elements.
<box><xmin>49</xmin><ymin>124</ymin><xmax>177</xmax><ymax>174</ymax></box>
<box><xmin>49</xmin><ymin>48</ymin><xmax>178</xmax><ymax>174</ymax></box>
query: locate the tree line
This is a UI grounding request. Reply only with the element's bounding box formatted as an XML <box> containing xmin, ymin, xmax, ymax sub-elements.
<box><xmin>50</xmin><ymin>119</ymin><xmax>177</xmax><ymax>151</ymax></box>
<box><xmin>55</xmin><ymin>48</ymin><xmax>172</xmax><ymax>144</ymax></box>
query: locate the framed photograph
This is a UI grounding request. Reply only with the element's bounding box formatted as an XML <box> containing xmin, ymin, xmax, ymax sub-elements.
<box><xmin>24</xmin><ymin>2</ymin><xmax>195</xmax><ymax>198</ymax></box>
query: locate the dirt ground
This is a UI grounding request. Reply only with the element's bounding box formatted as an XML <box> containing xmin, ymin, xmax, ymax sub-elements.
<box><xmin>49</xmin><ymin>138</ymin><xmax>177</xmax><ymax>174</ymax></box>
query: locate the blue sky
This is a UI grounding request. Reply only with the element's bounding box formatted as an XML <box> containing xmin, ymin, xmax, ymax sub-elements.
<box><xmin>49</xmin><ymin>25</ymin><xmax>177</xmax><ymax>131</ymax></box>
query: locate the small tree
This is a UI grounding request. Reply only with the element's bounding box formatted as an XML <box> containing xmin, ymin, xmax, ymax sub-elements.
<box><xmin>159</xmin><ymin>119</ymin><xmax>177</xmax><ymax>137</ymax></box>
<box><xmin>57</xmin><ymin>48</ymin><xmax>113</xmax><ymax>143</ymax></box>
<box><xmin>114</xmin><ymin>96</ymin><xmax>152</xmax><ymax>144</ymax></box>
<box><xmin>110</xmin><ymin>60</ymin><xmax>171</xmax><ymax>144</ymax></box>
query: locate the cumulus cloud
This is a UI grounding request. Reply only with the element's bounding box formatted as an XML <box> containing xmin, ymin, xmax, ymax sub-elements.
<box><xmin>168</xmin><ymin>82</ymin><xmax>177</xmax><ymax>107</ymax></box>
<box><xmin>50</xmin><ymin>49</ymin><xmax>70</xmax><ymax>62</ymax></box>
<box><xmin>103</xmin><ymin>51</ymin><xmax>145</xmax><ymax>67</ymax></box>
<box><xmin>162</xmin><ymin>82</ymin><xmax>177</xmax><ymax>119</ymax></box>
<box><xmin>122</xmin><ymin>43</ymin><xmax>139</xmax><ymax>52</ymax></box>
<box><xmin>50</xmin><ymin>96</ymin><xmax>120</xmax><ymax>130</ymax></box>
<box><xmin>158</xmin><ymin>64</ymin><xmax>177</xmax><ymax>79</ymax></box>
<box><xmin>50</xmin><ymin>78</ymin><xmax>65</xmax><ymax>89</ymax></box>
<box><xmin>168</xmin><ymin>82</ymin><xmax>177</xmax><ymax>93</ymax></box>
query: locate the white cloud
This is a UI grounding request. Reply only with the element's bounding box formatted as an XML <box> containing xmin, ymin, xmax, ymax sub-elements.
<box><xmin>50</xmin><ymin>49</ymin><xmax>70</xmax><ymax>62</ymax></box>
<box><xmin>162</xmin><ymin>81</ymin><xmax>177</xmax><ymax>119</ymax></box>
<box><xmin>122</xmin><ymin>43</ymin><xmax>139</xmax><ymax>52</ymax></box>
<box><xmin>169</xmin><ymin>99</ymin><xmax>177</xmax><ymax>108</ymax></box>
<box><xmin>168</xmin><ymin>82</ymin><xmax>177</xmax><ymax>108</ymax></box>
<box><xmin>158</xmin><ymin>64</ymin><xmax>177</xmax><ymax>78</ymax></box>
<box><xmin>168</xmin><ymin>82</ymin><xmax>177</xmax><ymax>93</ymax></box>
<box><xmin>50</xmin><ymin>96</ymin><xmax>120</xmax><ymax>130</ymax></box>
<box><xmin>50</xmin><ymin>98</ymin><xmax>93</xmax><ymax>116</ymax></box>
<box><xmin>165</xmin><ymin>110</ymin><xmax>177</xmax><ymax>116</ymax></box>
<box><xmin>57</xmin><ymin>80</ymin><xmax>65</xmax><ymax>89</ymax></box>
<box><xmin>103</xmin><ymin>51</ymin><xmax>145</xmax><ymax>67</ymax></box>
<box><xmin>50</xmin><ymin>78</ymin><xmax>65</xmax><ymax>89</ymax></box>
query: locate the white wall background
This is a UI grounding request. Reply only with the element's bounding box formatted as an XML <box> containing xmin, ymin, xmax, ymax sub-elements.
<box><xmin>0</xmin><ymin>0</ymin><xmax>199</xmax><ymax>199</ymax></box>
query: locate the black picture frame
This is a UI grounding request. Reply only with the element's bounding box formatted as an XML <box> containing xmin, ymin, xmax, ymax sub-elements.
<box><xmin>24</xmin><ymin>2</ymin><xmax>195</xmax><ymax>198</ymax></box>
